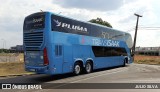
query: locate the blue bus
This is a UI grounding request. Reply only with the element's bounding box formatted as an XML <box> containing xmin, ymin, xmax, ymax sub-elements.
<box><xmin>23</xmin><ymin>12</ymin><xmax>133</xmax><ymax>75</ymax></box>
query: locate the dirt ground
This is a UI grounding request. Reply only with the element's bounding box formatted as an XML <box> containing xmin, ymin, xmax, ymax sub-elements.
<box><xmin>0</xmin><ymin>61</ymin><xmax>32</xmax><ymax>76</ymax></box>
<box><xmin>0</xmin><ymin>55</ymin><xmax>159</xmax><ymax>76</ymax></box>
<box><xmin>134</xmin><ymin>55</ymin><xmax>160</xmax><ymax>65</ymax></box>
<box><xmin>0</xmin><ymin>53</ymin><xmax>24</xmax><ymax>62</ymax></box>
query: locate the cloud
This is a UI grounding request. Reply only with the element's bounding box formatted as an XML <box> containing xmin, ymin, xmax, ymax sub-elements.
<box><xmin>52</xmin><ymin>0</ymin><xmax>124</xmax><ymax>11</ymax></box>
<box><xmin>0</xmin><ymin>0</ymin><xmax>159</xmax><ymax>48</ymax></box>
<box><xmin>0</xmin><ymin>30</ymin><xmax>22</xmax><ymax>48</ymax></box>
<box><xmin>136</xmin><ymin>30</ymin><xmax>160</xmax><ymax>47</ymax></box>
<box><xmin>0</xmin><ymin>0</ymin><xmax>55</xmax><ymax>48</ymax></box>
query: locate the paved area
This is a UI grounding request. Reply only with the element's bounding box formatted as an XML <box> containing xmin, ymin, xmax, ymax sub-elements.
<box><xmin>1</xmin><ymin>64</ymin><xmax>160</xmax><ymax>92</ymax></box>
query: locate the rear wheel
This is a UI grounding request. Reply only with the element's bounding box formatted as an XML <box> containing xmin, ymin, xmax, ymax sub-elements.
<box><xmin>74</xmin><ymin>62</ymin><xmax>82</xmax><ymax>75</ymax></box>
<box><xmin>85</xmin><ymin>62</ymin><xmax>92</xmax><ymax>73</ymax></box>
<box><xmin>123</xmin><ymin>58</ymin><xmax>127</xmax><ymax>67</ymax></box>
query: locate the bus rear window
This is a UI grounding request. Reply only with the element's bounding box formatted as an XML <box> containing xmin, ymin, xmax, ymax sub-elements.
<box><xmin>23</xmin><ymin>13</ymin><xmax>45</xmax><ymax>31</ymax></box>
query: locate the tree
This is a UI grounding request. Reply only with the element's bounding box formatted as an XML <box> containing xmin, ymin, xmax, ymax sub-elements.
<box><xmin>89</xmin><ymin>17</ymin><xmax>112</xmax><ymax>28</ymax></box>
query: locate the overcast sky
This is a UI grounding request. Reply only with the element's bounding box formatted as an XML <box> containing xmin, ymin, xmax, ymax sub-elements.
<box><xmin>0</xmin><ymin>0</ymin><xmax>160</xmax><ymax>48</ymax></box>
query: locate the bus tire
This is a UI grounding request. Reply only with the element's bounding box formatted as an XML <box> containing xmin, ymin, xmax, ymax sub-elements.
<box><xmin>123</xmin><ymin>58</ymin><xmax>127</xmax><ymax>67</ymax></box>
<box><xmin>85</xmin><ymin>61</ymin><xmax>92</xmax><ymax>73</ymax></box>
<box><xmin>73</xmin><ymin>62</ymin><xmax>82</xmax><ymax>75</ymax></box>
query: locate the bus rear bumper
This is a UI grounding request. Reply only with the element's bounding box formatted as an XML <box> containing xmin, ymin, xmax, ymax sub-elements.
<box><xmin>25</xmin><ymin>65</ymin><xmax>50</xmax><ymax>74</ymax></box>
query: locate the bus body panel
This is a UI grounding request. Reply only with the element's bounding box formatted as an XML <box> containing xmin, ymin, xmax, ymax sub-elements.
<box><xmin>23</xmin><ymin>12</ymin><xmax>133</xmax><ymax>75</ymax></box>
<box><xmin>63</xmin><ymin>45</ymin><xmax>73</xmax><ymax>73</ymax></box>
<box><xmin>93</xmin><ymin>56</ymin><xmax>124</xmax><ymax>69</ymax></box>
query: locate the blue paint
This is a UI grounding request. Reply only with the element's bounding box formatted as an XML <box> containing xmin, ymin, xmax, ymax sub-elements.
<box><xmin>23</xmin><ymin>12</ymin><xmax>133</xmax><ymax>75</ymax></box>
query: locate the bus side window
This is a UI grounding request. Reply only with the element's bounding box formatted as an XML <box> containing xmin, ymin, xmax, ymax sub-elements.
<box><xmin>55</xmin><ymin>45</ymin><xmax>62</xmax><ymax>56</ymax></box>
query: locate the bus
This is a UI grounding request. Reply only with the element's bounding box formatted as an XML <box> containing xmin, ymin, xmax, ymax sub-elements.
<box><xmin>23</xmin><ymin>12</ymin><xmax>133</xmax><ymax>75</ymax></box>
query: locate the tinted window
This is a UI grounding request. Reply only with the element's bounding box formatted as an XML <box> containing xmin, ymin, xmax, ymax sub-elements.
<box><xmin>92</xmin><ymin>46</ymin><xmax>127</xmax><ymax>57</ymax></box>
<box><xmin>51</xmin><ymin>14</ymin><xmax>118</xmax><ymax>39</ymax></box>
<box><xmin>51</xmin><ymin>14</ymin><xmax>132</xmax><ymax>48</ymax></box>
<box><xmin>51</xmin><ymin>14</ymin><xmax>90</xmax><ymax>36</ymax></box>
<box><xmin>92</xmin><ymin>46</ymin><xmax>104</xmax><ymax>57</ymax></box>
<box><xmin>55</xmin><ymin>45</ymin><xmax>62</xmax><ymax>56</ymax></box>
<box><xmin>23</xmin><ymin>13</ymin><xmax>45</xmax><ymax>31</ymax></box>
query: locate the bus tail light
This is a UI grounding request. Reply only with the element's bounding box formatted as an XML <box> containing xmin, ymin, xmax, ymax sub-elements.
<box><xmin>43</xmin><ymin>47</ymin><xmax>49</xmax><ymax>65</ymax></box>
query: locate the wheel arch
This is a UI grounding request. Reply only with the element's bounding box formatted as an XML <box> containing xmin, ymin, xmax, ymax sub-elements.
<box><xmin>85</xmin><ymin>58</ymin><xmax>94</xmax><ymax>69</ymax></box>
<box><xmin>74</xmin><ymin>58</ymin><xmax>84</xmax><ymax>68</ymax></box>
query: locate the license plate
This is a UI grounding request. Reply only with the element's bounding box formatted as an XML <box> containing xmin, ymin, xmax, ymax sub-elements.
<box><xmin>29</xmin><ymin>69</ymin><xmax>35</xmax><ymax>72</ymax></box>
<box><xmin>29</xmin><ymin>52</ymin><xmax>39</xmax><ymax>56</ymax></box>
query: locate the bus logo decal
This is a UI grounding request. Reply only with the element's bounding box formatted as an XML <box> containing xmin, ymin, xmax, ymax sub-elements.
<box><xmin>92</xmin><ymin>39</ymin><xmax>120</xmax><ymax>47</ymax></box>
<box><xmin>81</xmin><ymin>36</ymin><xmax>85</xmax><ymax>44</ymax></box>
<box><xmin>53</xmin><ymin>19</ymin><xmax>61</xmax><ymax>27</ymax></box>
<box><xmin>53</xmin><ymin>19</ymin><xmax>88</xmax><ymax>33</ymax></box>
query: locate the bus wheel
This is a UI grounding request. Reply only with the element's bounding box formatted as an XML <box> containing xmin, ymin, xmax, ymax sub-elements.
<box><xmin>123</xmin><ymin>58</ymin><xmax>127</xmax><ymax>67</ymax></box>
<box><xmin>74</xmin><ymin>62</ymin><xmax>82</xmax><ymax>75</ymax></box>
<box><xmin>85</xmin><ymin>62</ymin><xmax>92</xmax><ymax>73</ymax></box>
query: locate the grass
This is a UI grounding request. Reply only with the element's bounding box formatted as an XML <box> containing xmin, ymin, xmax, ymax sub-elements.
<box><xmin>0</xmin><ymin>53</ymin><xmax>32</xmax><ymax>76</ymax></box>
<box><xmin>0</xmin><ymin>52</ymin><xmax>22</xmax><ymax>55</ymax></box>
<box><xmin>134</xmin><ymin>55</ymin><xmax>160</xmax><ymax>65</ymax></box>
<box><xmin>0</xmin><ymin>61</ymin><xmax>33</xmax><ymax>76</ymax></box>
<box><xmin>0</xmin><ymin>54</ymin><xmax>159</xmax><ymax>77</ymax></box>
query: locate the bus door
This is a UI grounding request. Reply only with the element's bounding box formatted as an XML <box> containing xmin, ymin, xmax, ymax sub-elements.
<box><xmin>62</xmin><ymin>45</ymin><xmax>72</xmax><ymax>73</ymax></box>
<box><xmin>54</xmin><ymin>44</ymin><xmax>63</xmax><ymax>73</ymax></box>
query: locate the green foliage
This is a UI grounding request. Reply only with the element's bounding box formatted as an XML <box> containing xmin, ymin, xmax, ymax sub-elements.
<box><xmin>89</xmin><ymin>18</ymin><xmax>112</xmax><ymax>28</ymax></box>
<box><xmin>0</xmin><ymin>49</ymin><xmax>11</xmax><ymax>53</ymax></box>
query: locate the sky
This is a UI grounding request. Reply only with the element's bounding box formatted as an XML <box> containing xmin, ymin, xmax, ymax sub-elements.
<box><xmin>0</xmin><ymin>0</ymin><xmax>160</xmax><ymax>48</ymax></box>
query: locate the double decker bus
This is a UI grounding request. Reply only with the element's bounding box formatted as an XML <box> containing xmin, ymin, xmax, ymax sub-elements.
<box><xmin>23</xmin><ymin>12</ymin><xmax>133</xmax><ymax>75</ymax></box>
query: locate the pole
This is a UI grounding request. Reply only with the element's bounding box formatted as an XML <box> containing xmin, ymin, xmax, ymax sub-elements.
<box><xmin>132</xmin><ymin>13</ymin><xmax>142</xmax><ymax>57</ymax></box>
<box><xmin>1</xmin><ymin>39</ymin><xmax>5</xmax><ymax>53</ymax></box>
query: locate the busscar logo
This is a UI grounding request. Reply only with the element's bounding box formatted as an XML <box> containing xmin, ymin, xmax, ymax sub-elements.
<box><xmin>53</xmin><ymin>19</ymin><xmax>88</xmax><ymax>33</ymax></box>
<box><xmin>26</xmin><ymin>17</ymin><xmax>43</xmax><ymax>24</ymax></box>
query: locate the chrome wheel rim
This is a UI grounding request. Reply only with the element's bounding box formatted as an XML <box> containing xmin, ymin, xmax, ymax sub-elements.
<box><xmin>75</xmin><ymin>65</ymin><xmax>80</xmax><ymax>74</ymax></box>
<box><xmin>86</xmin><ymin>63</ymin><xmax>91</xmax><ymax>73</ymax></box>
